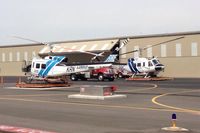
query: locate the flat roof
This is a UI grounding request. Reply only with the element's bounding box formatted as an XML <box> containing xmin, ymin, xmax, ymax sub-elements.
<box><xmin>39</xmin><ymin>39</ymin><xmax>119</xmax><ymax>55</ymax></box>
<box><xmin>1</xmin><ymin>30</ymin><xmax>200</xmax><ymax>48</ymax></box>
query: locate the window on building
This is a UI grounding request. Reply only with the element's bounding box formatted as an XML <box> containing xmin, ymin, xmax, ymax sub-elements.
<box><xmin>32</xmin><ymin>51</ymin><xmax>36</xmax><ymax>58</ymax></box>
<box><xmin>176</xmin><ymin>43</ymin><xmax>181</xmax><ymax>57</ymax></box>
<box><xmin>134</xmin><ymin>46</ymin><xmax>139</xmax><ymax>57</ymax></box>
<box><xmin>147</xmin><ymin>45</ymin><xmax>152</xmax><ymax>57</ymax></box>
<box><xmin>24</xmin><ymin>52</ymin><xmax>28</xmax><ymax>61</ymax></box>
<box><xmin>17</xmin><ymin>52</ymin><xmax>20</xmax><ymax>61</ymax></box>
<box><xmin>9</xmin><ymin>52</ymin><xmax>12</xmax><ymax>62</ymax></box>
<box><xmin>2</xmin><ymin>53</ymin><xmax>5</xmax><ymax>62</ymax></box>
<box><xmin>161</xmin><ymin>44</ymin><xmax>166</xmax><ymax>57</ymax></box>
<box><xmin>36</xmin><ymin>63</ymin><xmax>40</xmax><ymax>69</ymax></box>
<box><xmin>191</xmin><ymin>42</ymin><xmax>198</xmax><ymax>56</ymax></box>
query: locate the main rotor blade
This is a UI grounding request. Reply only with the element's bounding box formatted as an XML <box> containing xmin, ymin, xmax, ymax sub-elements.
<box><xmin>79</xmin><ymin>50</ymin><xmax>104</xmax><ymax>56</ymax></box>
<box><xmin>119</xmin><ymin>49</ymin><xmax>139</xmax><ymax>55</ymax></box>
<box><xmin>12</xmin><ymin>36</ymin><xmax>105</xmax><ymax>57</ymax></box>
<box><xmin>143</xmin><ymin>36</ymin><xmax>184</xmax><ymax>50</ymax></box>
<box><xmin>119</xmin><ymin>36</ymin><xmax>184</xmax><ymax>55</ymax></box>
<box><xmin>12</xmin><ymin>36</ymin><xmax>56</xmax><ymax>56</ymax></box>
<box><xmin>12</xmin><ymin>36</ymin><xmax>51</xmax><ymax>46</ymax></box>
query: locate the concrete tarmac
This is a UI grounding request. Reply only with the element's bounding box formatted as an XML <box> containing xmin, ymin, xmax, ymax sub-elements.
<box><xmin>0</xmin><ymin>78</ymin><xmax>199</xmax><ymax>133</ymax></box>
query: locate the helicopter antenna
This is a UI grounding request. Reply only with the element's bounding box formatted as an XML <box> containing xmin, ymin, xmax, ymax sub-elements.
<box><xmin>120</xmin><ymin>36</ymin><xmax>184</xmax><ymax>56</ymax></box>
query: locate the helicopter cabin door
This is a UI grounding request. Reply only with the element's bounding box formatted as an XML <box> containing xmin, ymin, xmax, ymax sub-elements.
<box><xmin>136</xmin><ymin>61</ymin><xmax>148</xmax><ymax>73</ymax></box>
<box><xmin>147</xmin><ymin>60</ymin><xmax>154</xmax><ymax>72</ymax></box>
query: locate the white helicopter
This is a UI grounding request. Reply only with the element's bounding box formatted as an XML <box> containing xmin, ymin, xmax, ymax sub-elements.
<box><xmin>13</xmin><ymin>36</ymin><xmax>129</xmax><ymax>82</ymax></box>
<box><xmin>117</xmin><ymin>36</ymin><xmax>184</xmax><ymax>78</ymax></box>
<box><xmin>28</xmin><ymin>55</ymin><xmax>114</xmax><ymax>82</ymax></box>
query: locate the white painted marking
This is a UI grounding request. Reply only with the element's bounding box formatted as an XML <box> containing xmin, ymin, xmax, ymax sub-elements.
<box><xmin>162</xmin><ymin>127</ymin><xmax>189</xmax><ymax>132</ymax></box>
<box><xmin>101</xmin><ymin>44</ymin><xmax>109</xmax><ymax>50</ymax></box>
<box><xmin>90</xmin><ymin>44</ymin><xmax>98</xmax><ymax>51</ymax></box>
<box><xmin>58</xmin><ymin>48</ymin><xmax>65</xmax><ymax>52</ymax></box>
<box><xmin>68</xmin><ymin>94</ymin><xmax>127</xmax><ymax>100</ymax></box>
<box><xmin>0</xmin><ymin>125</ymin><xmax>56</xmax><ymax>133</ymax></box>
<box><xmin>79</xmin><ymin>45</ymin><xmax>87</xmax><ymax>51</ymax></box>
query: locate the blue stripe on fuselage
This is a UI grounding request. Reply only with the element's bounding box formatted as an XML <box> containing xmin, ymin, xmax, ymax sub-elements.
<box><xmin>128</xmin><ymin>58</ymin><xmax>140</xmax><ymax>73</ymax></box>
<box><xmin>128</xmin><ymin>59</ymin><xmax>136</xmax><ymax>73</ymax></box>
<box><xmin>130</xmin><ymin>60</ymin><xmax>140</xmax><ymax>73</ymax></box>
<box><xmin>128</xmin><ymin>61</ymin><xmax>135</xmax><ymax>73</ymax></box>
<box><xmin>38</xmin><ymin>56</ymin><xmax>65</xmax><ymax>77</ymax></box>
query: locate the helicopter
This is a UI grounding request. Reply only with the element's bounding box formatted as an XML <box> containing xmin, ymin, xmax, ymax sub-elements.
<box><xmin>117</xmin><ymin>36</ymin><xmax>184</xmax><ymax>78</ymax></box>
<box><xmin>13</xmin><ymin>36</ymin><xmax>129</xmax><ymax>82</ymax></box>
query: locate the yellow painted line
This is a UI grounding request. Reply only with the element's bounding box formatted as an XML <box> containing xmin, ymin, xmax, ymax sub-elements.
<box><xmin>0</xmin><ymin>97</ymin><xmax>186</xmax><ymax>113</ymax></box>
<box><xmin>2</xmin><ymin>83</ymin><xmax>189</xmax><ymax>114</ymax></box>
<box><xmin>152</xmin><ymin>90</ymin><xmax>200</xmax><ymax>115</ymax></box>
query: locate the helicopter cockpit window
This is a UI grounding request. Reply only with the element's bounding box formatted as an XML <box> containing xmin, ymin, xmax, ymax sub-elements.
<box><xmin>148</xmin><ymin>61</ymin><xmax>153</xmax><ymax>66</ymax></box>
<box><xmin>143</xmin><ymin>62</ymin><xmax>145</xmax><ymax>66</ymax></box>
<box><xmin>137</xmin><ymin>63</ymin><xmax>141</xmax><ymax>67</ymax></box>
<box><xmin>152</xmin><ymin>59</ymin><xmax>159</xmax><ymax>65</ymax></box>
<box><xmin>41</xmin><ymin>64</ymin><xmax>46</xmax><ymax>69</ymax></box>
<box><xmin>130</xmin><ymin>58</ymin><xmax>134</xmax><ymax>62</ymax></box>
<box><xmin>62</xmin><ymin>57</ymin><xmax>68</xmax><ymax>63</ymax></box>
<box><xmin>56</xmin><ymin>57</ymin><xmax>68</xmax><ymax>66</ymax></box>
<box><xmin>36</xmin><ymin>63</ymin><xmax>40</xmax><ymax>69</ymax></box>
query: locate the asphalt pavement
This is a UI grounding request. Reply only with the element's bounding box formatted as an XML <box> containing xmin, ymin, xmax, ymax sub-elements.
<box><xmin>0</xmin><ymin>77</ymin><xmax>199</xmax><ymax>133</ymax></box>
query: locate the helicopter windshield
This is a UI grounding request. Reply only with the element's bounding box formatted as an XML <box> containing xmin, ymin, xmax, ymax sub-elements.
<box><xmin>152</xmin><ymin>59</ymin><xmax>159</xmax><ymax>65</ymax></box>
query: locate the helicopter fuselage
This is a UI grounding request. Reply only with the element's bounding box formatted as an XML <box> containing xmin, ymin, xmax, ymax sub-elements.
<box><xmin>123</xmin><ymin>57</ymin><xmax>165</xmax><ymax>77</ymax></box>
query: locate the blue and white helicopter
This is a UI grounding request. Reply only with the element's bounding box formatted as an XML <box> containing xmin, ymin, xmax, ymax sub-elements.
<box><xmin>13</xmin><ymin>36</ymin><xmax>129</xmax><ymax>82</ymax></box>
<box><xmin>116</xmin><ymin>36</ymin><xmax>184</xmax><ymax>78</ymax></box>
<box><xmin>28</xmin><ymin>55</ymin><xmax>114</xmax><ymax>82</ymax></box>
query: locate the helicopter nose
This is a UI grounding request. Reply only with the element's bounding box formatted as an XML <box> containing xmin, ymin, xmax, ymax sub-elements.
<box><xmin>155</xmin><ymin>64</ymin><xmax>165</xmax><ymax>71</ymax></box>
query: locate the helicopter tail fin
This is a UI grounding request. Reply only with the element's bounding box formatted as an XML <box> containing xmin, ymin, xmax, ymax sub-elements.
<box><xmin>104</xmin><ymin>54</ymin><xmax>118</xmax><ymax>62</ymax></box>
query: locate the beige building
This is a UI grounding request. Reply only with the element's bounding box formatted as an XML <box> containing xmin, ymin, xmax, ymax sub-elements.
<box><xmin>0</xmin><ymin>31</ymin><xmax>200</xmax><ymax>77</ymax></box>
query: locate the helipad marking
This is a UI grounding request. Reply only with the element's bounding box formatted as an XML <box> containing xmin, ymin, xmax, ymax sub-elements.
<box><xmin>152</xmin><ymin>90</ymin><xmax>200</xmax><ymax>115</ymax></box>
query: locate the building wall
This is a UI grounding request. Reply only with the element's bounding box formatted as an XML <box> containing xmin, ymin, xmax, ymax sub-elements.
<box><xmin>119</xmin><ymin>34</ymin><xmax>200</xmax><ymax>77</ymax></box>
<box><xmin>0</xmin><ymin>45</ymin><xmax>43</xmax><ymax>76</ymax></box>
<box><xmin>0</xmin><ymin>32</ymin><xmax>200</xmax><ymax>78</ymax></box>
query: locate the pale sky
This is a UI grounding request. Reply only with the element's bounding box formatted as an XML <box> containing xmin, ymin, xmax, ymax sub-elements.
<box><xmin>0</xmin><ymin>0</ymin><xmax>200</xmax><ymax>45</ymax></box>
